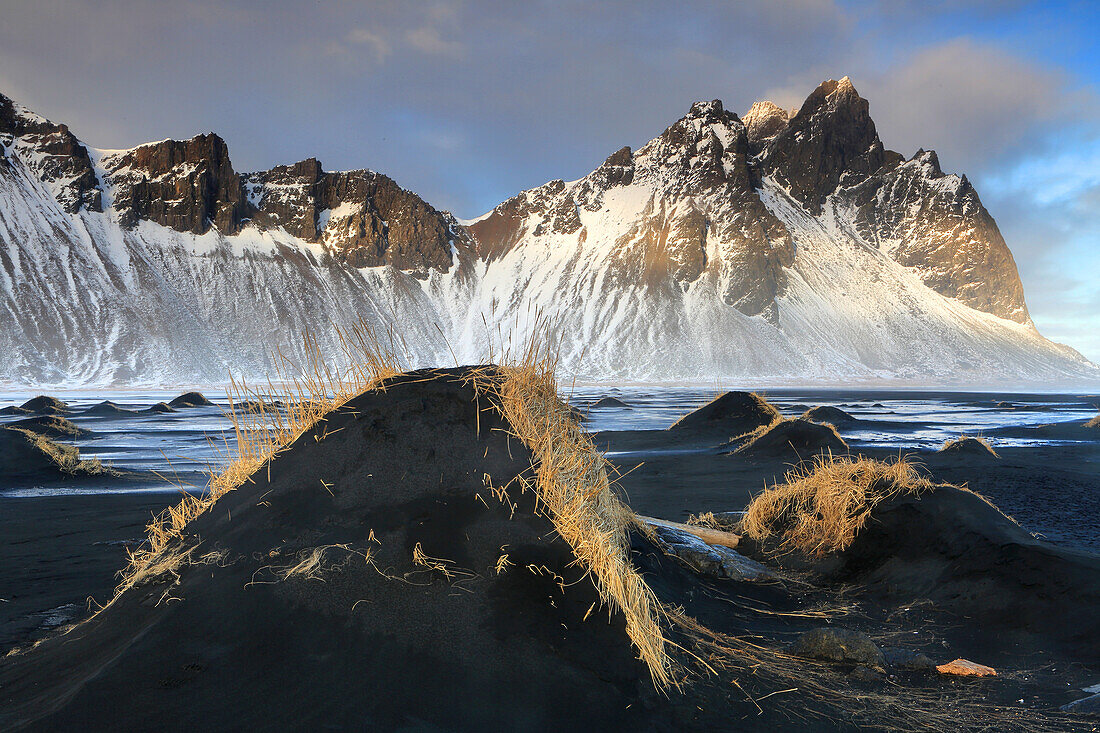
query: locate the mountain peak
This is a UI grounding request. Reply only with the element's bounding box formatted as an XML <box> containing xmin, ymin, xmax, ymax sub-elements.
<box><xmin>743</xmin><ymin>101</ymin><xmax>789</xmax><ymax>150</ymax></box>
<box><xmin>758</xmin><ymin>76</ymin><xmax>888</xmax><ymax>214</ymax></box>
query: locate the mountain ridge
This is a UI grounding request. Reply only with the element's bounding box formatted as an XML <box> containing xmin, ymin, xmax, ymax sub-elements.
<box><xmin>0</xmin><ymin>80</ymin><xmax>1095</xmax><ymax>386</ymax></box>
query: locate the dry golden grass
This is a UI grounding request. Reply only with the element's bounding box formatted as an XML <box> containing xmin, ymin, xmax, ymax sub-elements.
<box><xmin>740</xmin><ymin>454</ymin><xmax>933</xmax><ymax>557</ymax></box>
<box><xmin>479</xmin><ymin>342</ymin><xmax>676</xmax><ymax>689</ymax></box>
<box><xmin>1085</xmin><ymin>413</ymin><xmax>1099</xmax><ymax>428</ymax></box>
<box><xmin>939</xmin><ymin>435</ymin><xmax>1000</xmax><ymax>457</ymax></box>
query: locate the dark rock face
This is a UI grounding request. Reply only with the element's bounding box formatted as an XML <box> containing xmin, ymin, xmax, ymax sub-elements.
<box><xmin>757</xmin><ymin>77</ymin><xmax>895</xmax><ymax>216</ymax></box>
<box><xmin>0</xmin><ymin>93</ymin><xmax>101</xmax><ymax>213</ymax></box>
<box><xmin>245</xmin><ymin>160</ymin><xmax>460</xmax><ymax>275</ymax></box>
<box><xmin>103</xmin><ymin>134</ymin><xmax>246</xmax><ymax>235</ymax></box>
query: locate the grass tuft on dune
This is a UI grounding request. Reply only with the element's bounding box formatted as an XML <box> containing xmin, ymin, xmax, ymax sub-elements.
<box><xmin>739</xmin><ymin>455</ymin><xmax>932</xmax><ymax>556</ymax></box>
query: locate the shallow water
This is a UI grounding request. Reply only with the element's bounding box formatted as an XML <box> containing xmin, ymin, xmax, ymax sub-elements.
<box><xmin>0</xmin><ymin>388</ymin><xmax>1097</xmax><ymax>498</ymax></box>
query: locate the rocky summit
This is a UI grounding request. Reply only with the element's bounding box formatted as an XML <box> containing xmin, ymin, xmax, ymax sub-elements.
<box><xmin>0</xmin><ymin>80</ymin><xmax>1095</xmax><ymax>385</ymax></box>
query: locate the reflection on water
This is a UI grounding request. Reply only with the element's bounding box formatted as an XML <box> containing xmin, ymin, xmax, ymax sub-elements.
<box><xmin>0</xmin><ymin>388</ymin><xmax>1097</xmax><ymax>497</ymax></box>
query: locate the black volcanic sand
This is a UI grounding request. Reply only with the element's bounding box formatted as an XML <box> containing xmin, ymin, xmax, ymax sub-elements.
<box><xmin>4</xmin><ymin>382</ymin><xmax>1100</xmax><ymax>730</ymax></box>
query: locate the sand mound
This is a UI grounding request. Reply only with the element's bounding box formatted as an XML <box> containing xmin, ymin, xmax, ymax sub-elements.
<box><xmin>168</xmin><ymin>391</ymin><xmax>213</xmax><ymax>408</ymax></box>
<box><xmin>669</xmin><ymin>391</ymin><xmax>779</xmax><ymax>434</ymax></box>
<box><xmin>8</xmin><ymin>415</ymin><xmax>89</xmax><ymax>439</ymax></box>
<box><xmin>735</xmin><ymin>418</ymin><xmax>848</xmax><ymax>457</ymax></box>
<box><xmin>591</xmin><ymin>396</ymin><xmax>631</xmax><ymax>408</ymax></box>
<box><xmin>0</xmin><ymin>405</ymin><xmax>31</xmax><ymax>415</ymax></box>
<box><xmin>144</xmin><ymin>402</ymin><xmax>175</xmax><ymax>414</ymax></box>
<box><xmin>1085</xmin><ymin>413</ymin><xmax>1099</xmax><ymax>428</ymax></box>
<box><xmin>823</xmin><ymin>485</ymin><xmax>1100</xmax><ymax>660</ymax></box>
<box><xmin>0</xmin><ymin>369</ymin><xmax>670</xmax><ymax>731</ymax></box>
<box><xmin>81</xmin><ymin>401</ymin><xmax>137</xmax><ymax>416</ymax></box>
<box><xmin>802</xmin><ymin>405</ymin><xmax>858</xmax><ymax>424</ymax></box>
<box><xmin>0</xmin><ymin>427</ymin><xmax>110</xmax><ymax>482</ymax></box>
<box><xmin>938</xmin><ymin>436</ymin><xmax>999</xmax><ymax>458</ymax></box>
<box><xmin>17</xmin><ymin>396</ymin><xmax>69</xmax><ymax>415</ymax></box>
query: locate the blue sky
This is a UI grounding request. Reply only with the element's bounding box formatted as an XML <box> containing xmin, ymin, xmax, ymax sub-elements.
<box><xmin>1</xmin><ymin>0</ymin><xmax>1097</xmax><ymax>360</ymax></box>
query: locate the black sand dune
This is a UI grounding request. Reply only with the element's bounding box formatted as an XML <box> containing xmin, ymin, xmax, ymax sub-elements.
<box><xmin>168</xmin><ymin>391</ymin><xmax>213</xmax><ymax>408</ymax></box>
<box><xmin>733</xmin><ymin>418</ymin><xmax>848</xmax><ymax>457</ymax></box>
<box><xmin>81</xmin><ymin>400</ymin><xmax>138</xmax><ymax>416</ymax></box>
<box><xmin>0</xmin><ymin>427</ymin><xmax>111</xmax><ymax>483</ymax></box>
<box><xmin>937</xmin><ymin>436</ymin><xmax>999</xmax><ymax>458</ymax></box>
<box><xmin>591</xmin><ymin>396</ymin><xmax>631</xmax><ymax>408</ymax></box>
<box><xmin>669</xmin><ymin>391</ymin><xmax>779</xmax><ymax>435</ymax></box>
<box><xmin>0</xmin><ymin>370</ymin><xmax>670</xmax><ymax>731</ymax></box>
<box><xmin>797</xmin><ymin>485</ymin><xmax>1100</xmax><ymax>662</ymax></box>
<box><xmin>802</xmin><ymin>405</ymin><xmax>858</xmax><ymax>424</ymax></box>
<box><xmin>4</xmin><ymin>396</ymin><xmax>69</xmax><ymax>415</ymax></box>
<box><xmin>144</xmin><ymin>401</ymin><xmax>176</xmax><ymax>414</ymax></box>
<box><xmin>8</xmin><ymin>415</ymin><xmax>89</xmax><ymax>439</ymax></box>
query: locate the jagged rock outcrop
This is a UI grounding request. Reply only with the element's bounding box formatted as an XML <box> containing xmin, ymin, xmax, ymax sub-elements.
<box><xmin>756</xmin><ymin>77</ymin><xmax>899</xmax><ymax>216</ymax></box>
<box><xmin>244</xmin><ymin>159</ymin><xmax>461</xmax><ymax>274</ymax></box>
<box><xmin>102</xmin><ymin>134</ymin><xmax>246</xmax><ymax>234</ymax></box>
<box><xmin>0</xmin><ymin>93</ymin><xmax>101</xmax><ymax>213</ymax></box>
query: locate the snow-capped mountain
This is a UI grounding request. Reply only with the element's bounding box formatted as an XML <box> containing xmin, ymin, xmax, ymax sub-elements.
<box><xmin>0</xmin><ymin>79</ymin><xmax>1095</xmax><ymax>386</ymax></box>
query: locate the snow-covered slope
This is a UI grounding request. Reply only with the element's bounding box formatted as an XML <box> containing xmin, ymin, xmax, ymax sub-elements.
<box><xmin>0</xmin><ymin>81</ymin><xmax>1095</xmax><ymax>387</ymax></box>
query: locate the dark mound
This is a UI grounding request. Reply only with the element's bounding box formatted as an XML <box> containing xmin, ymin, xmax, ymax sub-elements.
<box><xmin>18</xmin><ymin>396</ymin><xmax>69</xmax><ymax>415</ymax></box>
<box><xmin>669</xmin><ymin>391</ymin><xmax>780</xmax><ymax>434</ymax></box>
<box><xmin>816</xmin><ymin>485</ymin><xmax>1100</xmax><ymax>661</ymax></box>
<box><xmin>802</xmin><ymin>405</ymin><xmax>858</xmax><ymax>425</ymax></box>
<box><xmin>168</xmin><ymin>391</ymin><xmax>213</xmax><ymax>408</ymax></box>
<box><xmin>591</xmin><ymin>396</ymin><xmax>631</xmax><ymax>409</ymax></box>
<box><xmin>0</xmin><ymin>427</ymin><xmax>111</xmax><ymax>482</ymax></box>
<box><xmin>735</xmin><ymin>418</ymin><xmax>848</xmax><ymax>457</ymax></box>
<box><xmin>143</xmin><ymin>402</ymin><xmax>175</xmax><ymax>414</ymax></box>
<box><xmin>81</xmin><ymin>400</ymin><xmax>137</xmax><ymax>416</ymax></box>
<box><xmin>0</xmin><ymin>405</ymin><xmax>32</xmax><ymax>415</ymax></box>
<box><xmin>9</xmin><ymin>415</ymin><xmax>89</xmax><ymax>439</ymax></box>
<box><xmin>938</xmin><ymin>436</ymin><xmax>999</xmax><ymax>458</ymax></box>
<box><xmin>0</xmin><ymin>369</ymin><xmax>667</xmax><ymax>731</ymax></box>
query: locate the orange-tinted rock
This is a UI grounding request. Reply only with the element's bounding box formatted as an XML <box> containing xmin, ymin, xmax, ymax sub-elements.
<box><xmin>936</xmin><ymin>659</ymin><xmax>996</xmax><ymax>677</ymax></box>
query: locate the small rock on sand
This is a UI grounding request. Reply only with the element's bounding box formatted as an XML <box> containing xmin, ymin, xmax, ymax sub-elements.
<box><xmin>935</xmin><ymin>659</ymin><xmax>996</xmax><ymax>677</ymax></box>
<box><xmin>790</xmin><ymin>628</ymin><xmax>885</xmax><ymax>670</ymax></box>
